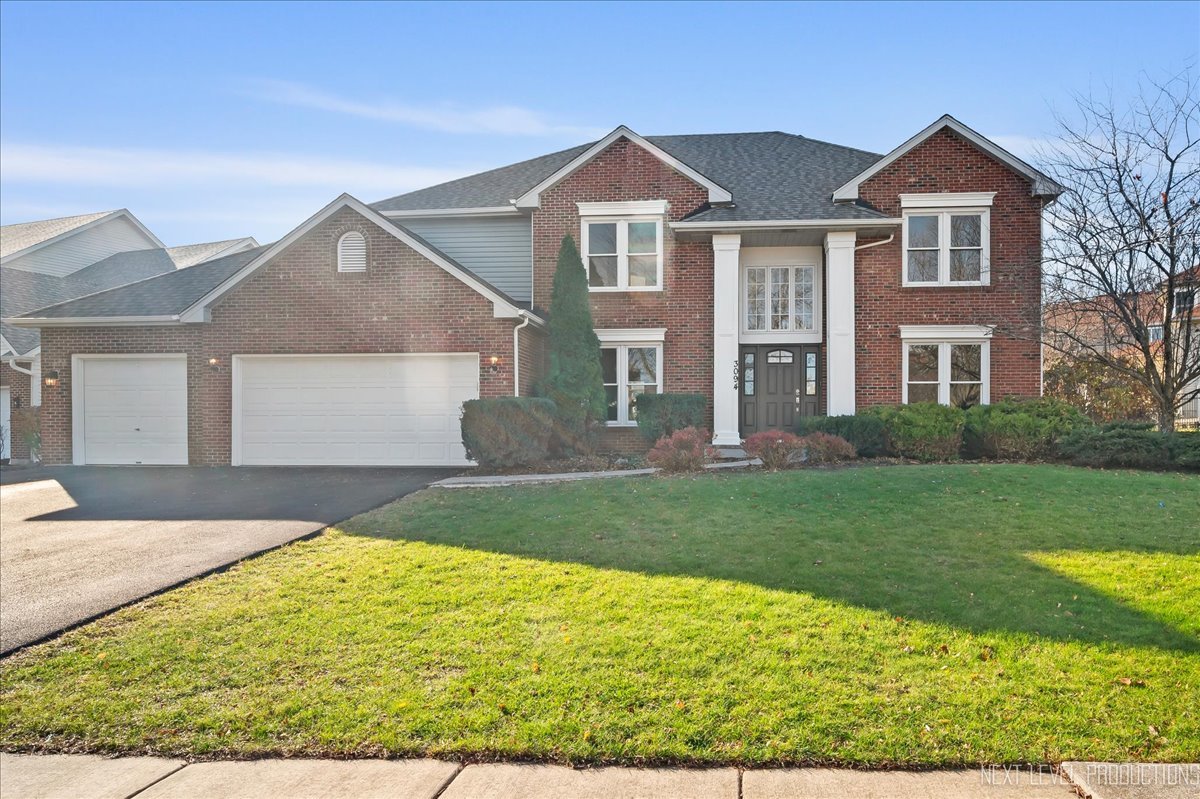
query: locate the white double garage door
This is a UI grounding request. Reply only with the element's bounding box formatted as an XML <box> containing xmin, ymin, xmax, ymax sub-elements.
<box><xmin>73</xmin><ymin>353</ymin><xmax>479</xmax><ymax>466</ymax></box>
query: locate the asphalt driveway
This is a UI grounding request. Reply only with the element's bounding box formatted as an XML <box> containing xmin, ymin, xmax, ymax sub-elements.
<box><xmin>0</xmin><ymin>466</ymin><xmax>454</xmax><ymax>654</ymax></box>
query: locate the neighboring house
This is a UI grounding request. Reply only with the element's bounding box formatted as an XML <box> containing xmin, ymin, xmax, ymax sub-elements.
<box><xmin>7</xmin><ymin>115</ymin><xmax>1059</xmax><ymax>467</ymax></box>
<box><xmin>1043</xmin><ymin>266</ymin><xmax>1200</xmax><ymax>425</ymax></box>
<box><xmin>0</xmin><ymin>209</ymin><xmax>256</xmax><ymax>460</ymax></box>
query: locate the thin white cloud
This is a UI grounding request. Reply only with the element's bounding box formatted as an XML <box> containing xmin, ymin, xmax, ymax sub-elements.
<box><xmin>247</xmin><ymin>78</ymin><xmax>606</xmax><ymax>138</ymax></box>
<box><xmin>989</xmin><ymin>134</ymin><xmax>1052</xmax><ymax>161</ymax></box>
<box><xmin>1</xmin><ymin>142</ymin><xmax>469</xmax><ymax>194</ymax></box>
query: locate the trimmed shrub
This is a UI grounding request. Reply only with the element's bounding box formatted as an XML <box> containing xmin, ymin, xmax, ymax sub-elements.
<box><xmin>11</xmin><ymin>405</ymin><xmax>41</xmax><ymax>462</ymax></box>
<box><xmin>647</xmin><ymin>427</ymin><xmax>714</xmax><ymax>473</ymax></box>
<box><xmin>1056</xmin><ymin>421</ymin><xmax>1171</xmax><ymax>469</ymax></box>
<box><xmin>635</xmin><ymin>393</ymin><xmax>706</xmax><ymax>442</ymax></box>
<box><xmin>1168</xmin><ymin>432</ymin><xmax>1200</xmax><ymax>470</ymax></box>
<box><xmin>461</xmin><ymin>397</ymin><xmax>557</xmax><ymax>468</ymax></box>
<box><xmin>744</xmin><ymin>430</ymin><xmax>804</xmax><ymax>470</ymax></box>
<box><xmin>540</xmin><ymin>235</ymin><xmax>606</xmax><ymax>452</ymax></box>
<box><xmin>800</xmin><ymin>432</ymin><xmax>857</xmax><ymax>464</ymax></box>
<box><xmin>963</xmin><ymin>398</ymin><xmax>1091</xmax><ymax>460</ymax></box>
<box><xmin>795</xmin><ymin>414</ymin><xmax>887</xmax><ymax>457</ymax></box>
<box><xmin>871</xmin><ymin>403</ymin><xmax>964</xmax><ymax>462</ymax></box>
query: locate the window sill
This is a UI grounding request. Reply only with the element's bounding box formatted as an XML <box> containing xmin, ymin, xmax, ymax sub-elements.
<box><xmin>604</xmin><ymin>422</ymin><xmax>639</xmax><ymax>428</ymax></box>
<box><xmin>589</xmin><ymin>286</ymin><xmax>664</xmax><ymax>293</ymax></box>
<box><xmin>902</xmin><ymin>279</ymin><xmax>990</xmax><ymax>288</ymax></box>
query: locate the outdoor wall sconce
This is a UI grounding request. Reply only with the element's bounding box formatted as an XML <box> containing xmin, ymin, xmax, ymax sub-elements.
<box><xmin>43</xmin><ymin>370</ymin><xmax>60</xmax><ymax>388</ymax></box>
<box><xmin>488</xmin><ymin>356</ymin><xmax>501</xmax><ymax>373</ymax></box>
<box><xmin>208</xmin><ymin>357</ymin><xmax>220</xmax><ymax>371</ymax></box>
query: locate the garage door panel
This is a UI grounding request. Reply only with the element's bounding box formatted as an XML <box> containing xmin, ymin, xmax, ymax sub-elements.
<box><xmin>235</xmin><ymin>354</ymin><xmax>478</xmax><ymax>466</ymax></box>
<box><xmin>79</xmin><ymin>357</ymin><xmax>188</xmax><ymax>465</ymax></box>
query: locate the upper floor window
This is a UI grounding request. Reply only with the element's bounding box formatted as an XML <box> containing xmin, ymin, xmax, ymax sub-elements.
<box><xmin>578</xmin><ymin>200</ymin><xmax>667</xmax><ymax>292</ymax></box>
<box><xmin>900</xmin><ymin>193</ymin><xmax>994</xmax><ymax>287</ymax></box>
<box><xmin>1148</xmin><ymin>324</ymin><xmax>1164</xmax><ymax>342</ymax></box>
<box><xmin>745</xmin><ymin>265</ymin><xmax>815</xmax><ymax>332</ymax></box>
<box><xmin>1175</xmin><ymin>289</ymin><xmax>1195</xmax><ymax>316</ymax></box>
<box><xmin>337</xmin><ymin>231</ymin><xmax>367</xmax><ymax>272</ymax></box>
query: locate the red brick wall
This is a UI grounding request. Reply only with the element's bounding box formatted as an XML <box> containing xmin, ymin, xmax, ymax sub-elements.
<box><xmin>1</xmin><ymin>362</ymin><xmax>33</xmax><ymax>460</ymax></box>
<box><xmin>38</xmin><ymin>207</ymin><xmax>540</xmax><ymax>465</ymax></box>
<box><xmin>531</xmin><ymin>137</ymin><xmax>713</xmax><ymax>446</ymax></box>
<box><xmin>855</xmin><ymin>128</ymin><xmax>1044</xmax><ymax>406</ymax></box>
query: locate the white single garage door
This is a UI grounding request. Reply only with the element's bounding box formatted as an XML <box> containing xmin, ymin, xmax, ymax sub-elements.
<box><xmin>74</xmin><ymin>355</ymin><xmax>188</xmax><ymax>465</ymax></box>
<box><xmin>233</xmin><ymin>354</ymin><xmax>479</xmax><ymax>466</ymax></box>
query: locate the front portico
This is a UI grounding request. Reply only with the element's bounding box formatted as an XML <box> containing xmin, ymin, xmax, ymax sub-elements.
<box><xmin>685</xmin><ymin>222</ymin><xmax>894</xmax><ymax>446</ymax></box>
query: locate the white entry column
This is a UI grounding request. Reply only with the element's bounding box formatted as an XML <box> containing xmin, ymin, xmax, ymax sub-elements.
<box><xmin>824</xmin><ymin>231</ymin><xmax>857</xmax><ymax>416</ymax></box>
<box><xmin>712</xmin><ymin>233</ymin><xmax>742</xmax><ymax>445</ymax></box>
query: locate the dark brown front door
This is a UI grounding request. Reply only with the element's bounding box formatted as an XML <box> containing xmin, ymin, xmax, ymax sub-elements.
<box><xmin>739</xmin><ymin>345</ymin><xmax>820</xmax><ymax>436</ymax></box>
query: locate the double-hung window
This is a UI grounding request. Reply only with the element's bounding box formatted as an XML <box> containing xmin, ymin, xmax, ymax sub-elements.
<box><xmin>744</xmin><ymin>265</ymin><xmax>816</xmax><ymax>332</ymax></box>
<box><xmin>901</xmin><ymin>193</ymin><xmax>993</xmax><ymax>286</ymax></box>
<box><xmin>598</xmin><ymin>337</ymin><xmax>663</xmax><ymax>425</ymax></box>
<box><xmin>579</xmin><ymin>201</ymin><xmax>666</xmax><ymax>291</ymax></box>
<box><xmin>901</xmin><ymin>326</ymin><xmax>992</xmax><ymax>408</ymax></box>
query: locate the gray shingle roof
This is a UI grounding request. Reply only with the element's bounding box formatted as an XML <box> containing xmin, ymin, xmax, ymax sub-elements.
<box><xmin>371</xmin><ymin>131</ymin><xmax>887</xmax><ymax>222</ymax></box>
<box><xmin>167</xmin><ymin>238</ymin><xmax>258</xmax><ymax>267</ymax></box>
<box><xmin>19</xmin><ymin>246</ymin><xmax>266</xmax><ymax>319</ymax></box>
<box><xmin>14</xmin><ymin>214</ymin><xmax>531</xmax><ymax>322</ymax></box>
<box><xmin>0</xmin><ymin>211</ymin><xmax>119</xmax><ymax>259</ymax></box>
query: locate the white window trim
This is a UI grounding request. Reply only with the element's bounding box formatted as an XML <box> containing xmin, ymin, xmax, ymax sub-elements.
<box><xmin>738</xmin><ymin>246</ymin><xmax>824</xmax><ymax>344</ymax></box>
<box><xmin>900</xmin><ymin>333</ymin><xmax>991</xmax><ymax>407</ymax></box>
<box><xmin>597</xmin><ymin>330</ymin><xmax>665</xmax><ymax>427</ymax></box>
<box><xmin>337</xmin><ymin>231</ymin><xmax>367</xmax><ymax>273</ymax></box>
<box><xmin>741</xmin><ymin>264</ymin><xmax>819</xmax><ymax>340</ymax></box>
<box><xmin>581</xmin><ymin>215</ymin><xmax>664</xmax><ymax>293</ymax></box>
<box><xmin>901</xmin><ymin>201</ymin><xmax>991</xmax><ymax>288</ymax></box>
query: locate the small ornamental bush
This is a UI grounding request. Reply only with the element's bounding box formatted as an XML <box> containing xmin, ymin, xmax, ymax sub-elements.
<box><xmin>872</xmin><ymin>403</ymin><xmax>965</xmax><ymax>462</ymax></box>
<box><xmin>1168</xmin><ymin>432</ymin><xmax>1200</xmax><ymax>470</ymax></box>
<box><xmin>461</xmin><ymin>397</ymin><xmax>557</xmax><ymax>468</ymax></box>
<box><xmin>800</xmin><ymin>432</ymin><xmax>857</xmax><ymax>464</ymax></box>
<box><xmin>744</xmin><ymin>430</ymin><xmax>804</xmax><ymax>470</ymax></box>
<box><xmin>11</xmin><ymin>405</ymin><xmax>41</xmax><ymax>461</ymax></box>
<box><xmin>646</xmin><ymin>427</ymin><xmax>714</xmax><ymax>473</ymax></box>
<box><xmin>795</xmin><ymin>414</ymin><xmax>887</xmax><ymax>457</ymax></box>
<box><xmin>635</xmin><ymin>393</ymin><xmax>707</xmax><ymax>442</ymax></box>
<box><xmin>1056</xmin><ymin>421</ymin><xmax>1170</xmax><ymax>469</ymax></box>
<box><xmin>964</xmin><ymin>398</ymin><xmax>1091</xmax><ymax>460</ymax></box>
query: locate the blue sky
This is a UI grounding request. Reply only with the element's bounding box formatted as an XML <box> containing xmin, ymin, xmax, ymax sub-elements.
<box><xmin>2</xmin><ymin>1</ymin><xmax>1196</xmax><ymax>246</ymax></box>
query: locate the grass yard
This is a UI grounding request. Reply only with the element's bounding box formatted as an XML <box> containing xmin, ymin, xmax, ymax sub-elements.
<box><xmin>1</xmin><ymin>464</ymin><xmax>1197</xmax><ymax>766</ymax></box>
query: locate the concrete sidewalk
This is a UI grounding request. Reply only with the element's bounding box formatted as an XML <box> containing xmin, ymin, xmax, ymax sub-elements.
<box><xmin>4</xmin><ymin>753</ymin><xmax>1196</xmax><ymax>799</ymax></box>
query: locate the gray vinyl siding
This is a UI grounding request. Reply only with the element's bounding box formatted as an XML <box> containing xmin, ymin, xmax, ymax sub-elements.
<box><xmin>399</xmin><ymin>216</ymin><xmax>532</xmax><ymax>302</ymax></box>
<box><xmin>4</xmin><ymin>217</ymin><xmax>160</xmax><ymax>277</ymax></box>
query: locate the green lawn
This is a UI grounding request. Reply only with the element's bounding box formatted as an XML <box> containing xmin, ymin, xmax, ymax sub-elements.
<box><xmin>2</xmin><ymin>464</ymin><xmax>1197</xmax><ymax>766</ymax></box>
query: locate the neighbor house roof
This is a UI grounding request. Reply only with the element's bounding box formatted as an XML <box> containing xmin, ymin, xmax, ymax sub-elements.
<box><xmin>11</xmin><ymin>196</ymin><xmax>537</xmax><ymax>326</ymax></box>
<box><xmin>0</xmin><ymin>209</ymin><xmax>164</xmax><ymax>263</ymax></box>
<box><xmin>373</xmin><ymin>129</ymin><xmax>888</xmax><ymax>223</ymax></box>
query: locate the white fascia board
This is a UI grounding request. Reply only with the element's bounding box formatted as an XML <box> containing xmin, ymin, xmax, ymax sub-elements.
<box><xmin>832</xmin><ymin>115</ymin><xmax>1064</xmax><ymax>202</ymax></box>
<box><xmin>595</xmin><ymin>327</ymin><xmax>667</xmax><ymax>343</ymax></box>
<box><xmin>670</xmin><ymin>217</ymin><xmax>902</xmax><ymax>231</ymax></box>
<box><xmin>0</xmin><ymin>209</ymin><xmax>165</xmax><ymax>266</ymax></box>
<box><xmin>6</xmin><ymin>315</ymin><xmax>181</xmax><ymax>327</ymax></box>
<box><xmin>382</xmin><ymin>206</ymin><xmax>522</xmax><ymax>218</ymax></box>
<box><xmin>514</xmin><ymin>126</ymin><xmax>733</xmax><ymax>209</ymax></box>
<box><xmin>899</xmin><ymin>324</ymin><xmax>994</xmax><ymax>340</ymax></box>
<box><xmin>900</xmin><ymin>192</ymin><xmax>996</xmax><ymax>208</ymax></box>
<box><xmin>0</xmin><ymin>334</ymin><xmax>13</xmax><ymax>356</ymax></box>
<box><xmin>177</xmin><ymin>193</ymin><xmax>534</xmax><ymax>324</ymax></box>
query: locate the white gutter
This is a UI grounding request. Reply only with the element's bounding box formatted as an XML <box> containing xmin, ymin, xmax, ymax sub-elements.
<box><xmin>855</xmin><ymin>234</ymin><xmax>895</xmax><ymax>251</ymax></box>
<box><xmin>382</xmin><ymin>206</ymin><xmax>522</xmax><ymax>219</ymax></box>
<box><xmin>5</xmin><ymin>315</ymin><xmax>181</xmax><ymax>327</ymax></box>
<box><xmin>5</xmin><ymin>357</ymin><xmax>34</xmax><ymax>376</ymax></box>
<box><xmin>669</xmin><ymin>217</ymin><xmax>902</xmax><ymax>231</ymax></box>
<box><xmin>512</xmin><ymin>310</ymin><xmax>534</xmax><ymax>397</ymax></box>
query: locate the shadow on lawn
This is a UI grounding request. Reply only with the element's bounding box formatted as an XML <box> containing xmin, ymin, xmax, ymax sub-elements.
<box><xmin>344</xmin><ymin>466</ymin><xmax>1200</xmax><ymax>653</ymax></box>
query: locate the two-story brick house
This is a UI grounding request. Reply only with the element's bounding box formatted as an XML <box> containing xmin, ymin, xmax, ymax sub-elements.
<box><xmin>7</xmin><ymin>115</ymin><xmax>1060</xmax><ymax>466</ymax></box>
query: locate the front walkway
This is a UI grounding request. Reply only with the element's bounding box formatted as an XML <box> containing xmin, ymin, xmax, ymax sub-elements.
<box><xmin>5</xmin><ymin>753</ymin><xmax>1195</xmax><ymax>798</ymax></box>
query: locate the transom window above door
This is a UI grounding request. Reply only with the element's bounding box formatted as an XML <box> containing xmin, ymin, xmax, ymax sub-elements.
<box><xmin>745</xmin><ymin>265</ymin><xmax>816</xmax><ymax>332</ymax></box>
<box><xmin>582</xmin><ymin>218</ymin><xmax>663</xmax><ymax>290</ymax></box>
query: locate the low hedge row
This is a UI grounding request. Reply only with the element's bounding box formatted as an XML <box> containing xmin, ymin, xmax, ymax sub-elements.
<box><xmin>634</xmin><ymin>393</ymin><xmax>707</xmax><ymax>442</ymax></box>
<box><xmin>799</xmin><ymin>399</ymin><xmax>1198</xmax><ymax>470</ymax></box>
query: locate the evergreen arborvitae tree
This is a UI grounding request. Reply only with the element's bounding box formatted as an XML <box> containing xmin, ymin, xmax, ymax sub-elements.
<box><xmin>542</xmin><ymin>235</ymin><xmax>606</xmax><ymax>449</ymax></box>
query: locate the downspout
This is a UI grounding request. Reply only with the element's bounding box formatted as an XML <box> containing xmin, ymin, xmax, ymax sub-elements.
<box><xmin>5</xmin><ymin>357</ymin><xmax>34</xmax><ymax>377</ymax></box>
<box><xmin>512</xmin><ymin>310</ymin><xmax>533</xmax><ymax>397</ymax></box>
<box><xmin>854</xmin><ymin>234</ymin><xmax>895</xmax><ymax>252</ymax></box>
